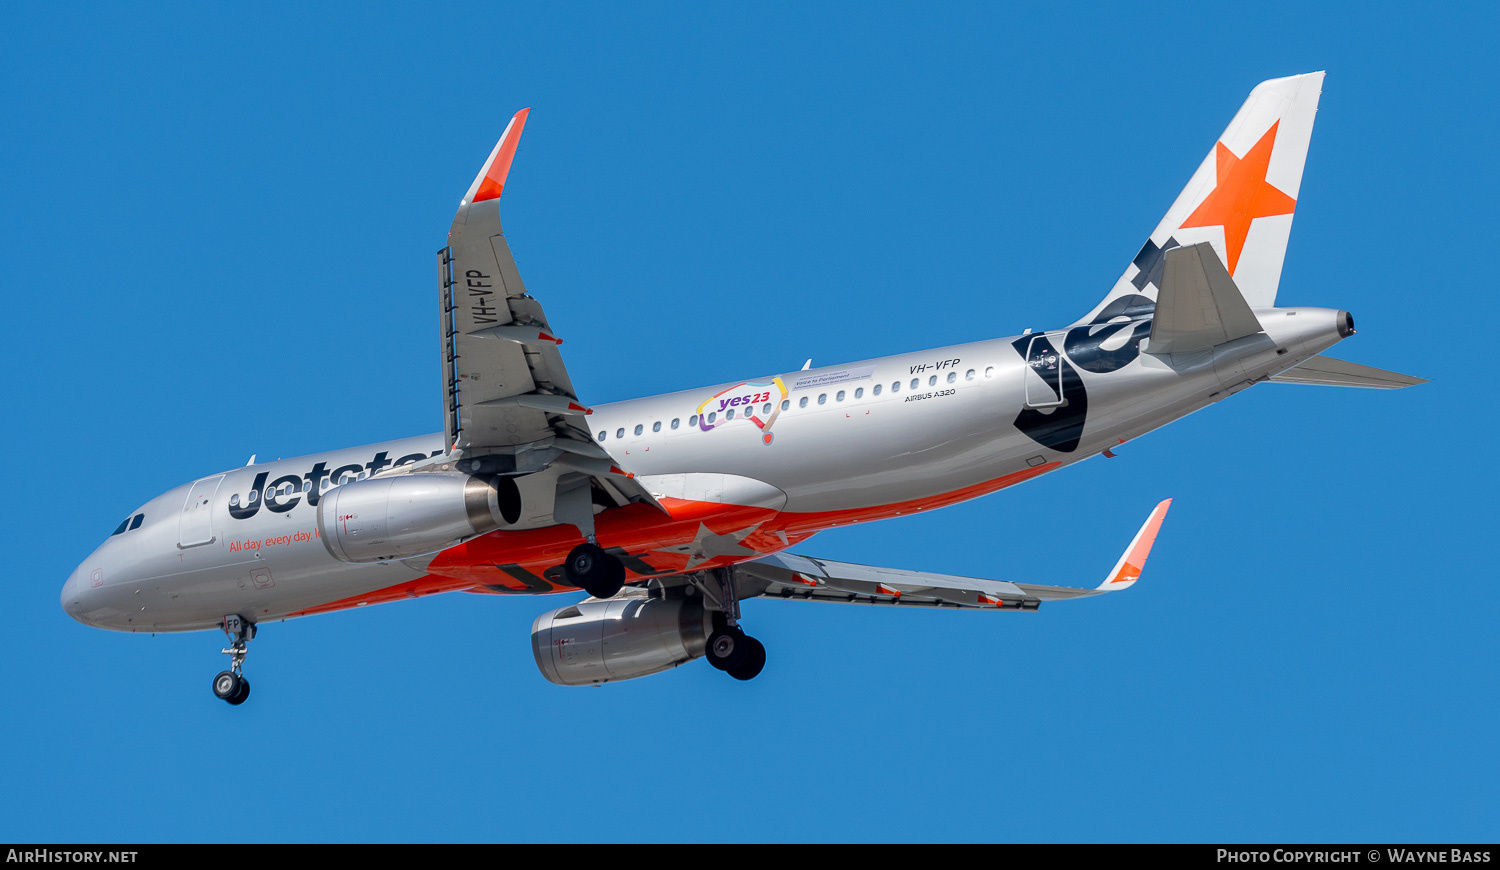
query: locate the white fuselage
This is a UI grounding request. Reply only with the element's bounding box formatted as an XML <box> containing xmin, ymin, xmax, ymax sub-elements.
<box><xmin>61</xmin><ymin>307</ymin><xmax>1347</xmax><ymax>633</ymax></box>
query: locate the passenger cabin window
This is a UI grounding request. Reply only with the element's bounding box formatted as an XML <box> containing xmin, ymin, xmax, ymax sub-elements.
<box><xmin>708</xmin><ymin>412</ymin><xmax>717</xmax><ymax>423</ymax></box>
<box><xmin>597</xmin><ymin>431</ymin><xmax>606</xmax><ymax>441</ymax></box>
<box><xmin>689</xmin><ymin>415</ymin><xmax>699</xmax><ymax>427</ymax></box>
<box><xmin>634</xmin><ymin>424</ymin><xmax>643</xmax><ymax>436</ymax></box>
<box><xmin>836</xmin><ymin>390</ymin><xmax>845</xmax><ymax>402</ymax></box>
<box><xmin>781</xmin><ymin>400</ymin><xmax>790</xmax><ymax>411</ymax></box>
<box><xmin>910</xmin><ymin>378</ymin><xmax>919</xmax><ymax>390</ymax></box>
<box><xmin>928</xmin><ymin>375</ymin><xmax>937</xmax><ymax>386</ymax></box>
<box><xmin>129</xmin><ymin>513</ymin><xmax>144</xmax><ymax>530</ymax></box>
<box><xmin>965</xmin><ymin>369</ymin><xmax>975</xmax><ymax>381</ymax></box>
<box><xmin>671</xmin><ymin>418</ymin><xmax>680</xmax><ymax>429</ymax></box>
<box><xmin>947</xmin><ymin>372</ymin><xmax>957</xmax><ymax>384</ymax></box>
<box><xmin>985</xmin><ymin>366</ymin><xmax>995</xmax><ymax>378</ymax></box>
<box><xmin>616</xmin><ymin>428</ymin><xmax>625</xmax><ymax>439</ymax></box>
<box><xmin>854</xmin><ymin>387</ymin><xmax>864</xmax><ymax>399</ymax></box>
<box><xmin>726</xmin><ymin>409</ymin><xmax>736</xmax><ymax>420</ymax></box>
<box><xmin>818</xmin><ymin>393</ymin><xmax>827</xmax><ymax>405</ymax></box>
<box><xmin>762</xmin><ymin>403</ymin><xmax>771</xmax><ymax>414</ymax></box>
<box><xmin>892</xmin><ymin>381</ymin><xmax>900</xmax><ymax>392</ymax></box>
<box><xmin>873</xmin><ymin>384</ymin><xmax>882</xmax><ymax>395</ymax></box>
<box><xmin>652</xmin><ymin>421</ymin><xmax>661</xmax><ymax>433</ymax></box>
<box><xmin>799</xmin><ymin>397</ymin><xmax>808</xmax><ymax>408</ymax></box>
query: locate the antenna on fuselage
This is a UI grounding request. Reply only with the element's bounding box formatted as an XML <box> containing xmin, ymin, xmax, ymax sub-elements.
<box><xmin>246</xmin><ymin>454</ymin><xmax>256</xmax><ymax>466</ymax></box>
<box><xmin>801</xmin><ymin>359</ymin><xmax>812</xmax><ymax>370</ymax></box>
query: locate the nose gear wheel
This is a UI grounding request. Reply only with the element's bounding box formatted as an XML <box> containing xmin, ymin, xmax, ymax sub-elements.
<box><xmin>214</xmin><ymin>615</ymin><xmax>256</xmax><ymax>706</ymax></box>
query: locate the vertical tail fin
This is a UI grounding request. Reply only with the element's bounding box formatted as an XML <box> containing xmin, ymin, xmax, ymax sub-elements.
<box><xmin>1079</xmin><ymin>72</ymin><xmax>1324</xmax><ymax>325</ymax></box>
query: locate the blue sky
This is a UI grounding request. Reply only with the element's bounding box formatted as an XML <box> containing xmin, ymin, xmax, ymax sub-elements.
<box><xmin>3</xmin><ymin>2</ymin><xmax>1496</xmax><ymax>843</ymax></box>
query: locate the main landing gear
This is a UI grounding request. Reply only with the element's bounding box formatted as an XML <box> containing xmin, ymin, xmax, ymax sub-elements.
<box><xmin>695</xmin><ymin>568</ymin><xmax>766</xmax><ymax>681</ymax></box>
<box><xmin>559</xmin><ymin>546</ymin><xmax>768</xmax><ymax>681</ymax></box>
<box><xmin>563</xmin><ymin>542</ymin><xmax>625</xmax><ymax>599</ymax></box>
<box><xmin>705</xmin><ymin>620</ymin><xmax>767</xmax><ymax>681</ymax></box>
<box><xmin>212</xmin><ymin>615</ymin><xmax>255</xmax><ymax>706</ymax></box>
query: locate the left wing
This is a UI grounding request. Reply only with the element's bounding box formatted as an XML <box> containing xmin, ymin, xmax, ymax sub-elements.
<box><xmin>437</xmin><ymin>110</ymin><xmax>659</xmax><ymax>516</ymax></box>
<box><xmin>733</xmin><ymin>499</ymin><xmax>1172</xmax><ymax>609</ymax></box>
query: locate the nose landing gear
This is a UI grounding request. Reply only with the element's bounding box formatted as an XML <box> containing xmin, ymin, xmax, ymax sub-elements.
<box><xmin>212</xmin><ymin>615</ymin><xmax>255</xmax><ymax>706</ymax></box>
<box><xmin>212</xmin><ymin>670</ymin><xmax>249</xmax><ymax>705</ymax></box>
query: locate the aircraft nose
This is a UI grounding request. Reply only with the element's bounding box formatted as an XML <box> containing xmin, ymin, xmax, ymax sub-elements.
<box><xmin>61</xmin><ymin>566</ymin><xmax>89</xmax><ymax>624</ymax></box>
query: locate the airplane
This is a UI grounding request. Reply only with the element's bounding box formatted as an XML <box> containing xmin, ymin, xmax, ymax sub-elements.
<box><xmin>62</xmin><ymin>72</ymin><xmax>1423</xmax><ymax>703</ymax></box>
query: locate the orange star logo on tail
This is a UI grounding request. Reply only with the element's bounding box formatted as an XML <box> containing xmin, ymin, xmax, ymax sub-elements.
<box><xmin>1180</xmin><ymin>120</ymin><xmax>1297</xmax><ymax>275</ymax></box>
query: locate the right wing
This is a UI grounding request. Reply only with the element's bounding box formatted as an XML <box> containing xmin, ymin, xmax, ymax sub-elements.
<box><xmin>733</xmin><ymin>500</ymin><xmax>1172</xmax><ymax>610</ymax></box>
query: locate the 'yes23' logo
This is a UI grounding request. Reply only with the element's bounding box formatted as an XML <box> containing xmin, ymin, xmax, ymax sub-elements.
<box><xmin>697</xmin><ymin>380</ymin><xmax>789</xmax><ymax>445</ymax></box>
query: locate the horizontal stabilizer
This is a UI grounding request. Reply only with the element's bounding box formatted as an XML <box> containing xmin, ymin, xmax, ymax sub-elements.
<box><xmin>1148</xmin><ymin>242</ymin><xmax>1263</xmax><ymax>355</ymax></box>
<box><xmin>1270</xmin><ymin>355</ymin><xmax>1427</xmax><ymax>389</ymax></box>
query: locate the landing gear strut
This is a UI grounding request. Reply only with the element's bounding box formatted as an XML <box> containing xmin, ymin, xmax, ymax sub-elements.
<box><xmin>212</xmin><ymin>615</ymin><xmax>255</xmax><ymax>706</ymax></box>
<box><xmin>694</xmin><ymin>568</ymin><xmax>767</xmax><ymax>681</ymax></box>
<box><xmin>564</xmin><ymin>542</ymin><xmax>625</xmax><ymax>599</ymax></box>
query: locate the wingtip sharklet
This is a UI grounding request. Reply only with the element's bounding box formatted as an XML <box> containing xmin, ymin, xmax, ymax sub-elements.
<box><xmin>462</xmin><ymin>107</ymin><xmax>531</xmax><ymax>206</ymax></box>
<box><xmin>1096</xmin><ymin>498</ymin><xmax>1172</xmax><ymax>591</ymax></box>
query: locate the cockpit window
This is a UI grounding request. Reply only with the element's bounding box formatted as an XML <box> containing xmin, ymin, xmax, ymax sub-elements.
<box><xmin>111</xmin><ymin>513</ymin><xmax>145</xmax><ymax>536</ymax></box>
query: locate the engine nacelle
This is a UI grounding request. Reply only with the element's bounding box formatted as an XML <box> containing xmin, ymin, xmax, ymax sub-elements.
<box><xmin>317</xmin><ymin>472</ymin><xmax>521</xmax><ymax>563</ymax></box>
<box><xmin>531</xmin><ymin>595</ymin><xmax>710</xmax><ymax>686</ymax></box>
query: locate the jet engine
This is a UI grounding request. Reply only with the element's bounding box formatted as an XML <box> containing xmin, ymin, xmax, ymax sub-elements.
<box><xmin>531</xmin><ymin>594</ymin><xmax>710</xmax><ymax>686</ymax></box>
<box><xmin>317</xmin><ymin>473</ymin><xmax>521</xmax><ymax>563</ymax></box>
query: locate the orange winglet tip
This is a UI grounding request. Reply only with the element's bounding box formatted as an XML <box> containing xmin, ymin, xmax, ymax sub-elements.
<box><xmin>1100</xmin><ymin>499</ymin><xmax>1172</xmax><ymax>589</ymax></box>
<box><xmin>464</xmin><ymin>108</ymin><xmax>531</xmax><ymax>205</ymax></box>
<box><xmin>538</xmin><ymin>331</ymin><xmax>563</xmax><ymax>345</ymax></box>
<box><xmin>568</xmin><ymin>402</ymin><xmax>592</xmax><ymax>414</ymax></box>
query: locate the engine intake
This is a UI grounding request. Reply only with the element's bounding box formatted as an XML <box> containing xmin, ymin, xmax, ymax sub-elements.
<box><xmin>317</xmin><ymin>473</ymin><xmax>520</xmax><ymax>563</ymax></box>
<box><xmin>532</xmin><ymin>595</ymin><xmax>710</xmax><ymax>686</ymax></box>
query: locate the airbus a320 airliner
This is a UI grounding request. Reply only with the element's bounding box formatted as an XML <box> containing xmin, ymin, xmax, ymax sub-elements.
<box><xmin>63</xmin><ymin>73</ymin><xmax>1422</xmax><ymax>703</ymax></box>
